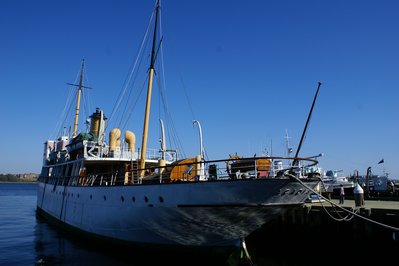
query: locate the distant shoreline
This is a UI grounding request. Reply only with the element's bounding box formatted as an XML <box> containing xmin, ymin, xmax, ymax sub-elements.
<box><xmin>0</xmin><ymin>181</ymin><xmax>37</xmax><ymax>184</ymax></box>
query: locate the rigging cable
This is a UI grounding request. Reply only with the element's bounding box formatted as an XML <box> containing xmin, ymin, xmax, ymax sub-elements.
<box><xmin>179</xmin><ymin>74</ymin><xmax>197</xmax><ymax>121</ymax></box>
<box><xmin>156</xmin><ymin>57</ymin><xmax>186</xmax><ymax>157</ymax></box>
<box><xmin>106</xmin><ymin>8</ymin><xmax>155</xmax><ymax>129</ymax></box>
<box><xmin>82</xmin><ymin>64</ymin><xmax>93</xmax><ymax>122</ymax></box>
<box><xmin>153</xmin><ymin>10</ymin><xmax>186</xmax><ymax>158</ymax></box>
<box><xmin>119</xmin><ymin>77</ymin><xmax>148</xmax><ymax>131</ymax></box>
<box><xmin>112</xmin><ymin>47</ymin><xmax>148</xmax><ymax>132</ymax></box>
<box><xmin>50</xmin><ymin>69</ymin><xmax>81</xmax><ymax>139</ymax></box>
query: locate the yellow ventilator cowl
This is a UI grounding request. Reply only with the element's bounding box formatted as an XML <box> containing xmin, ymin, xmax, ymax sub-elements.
<box><xmin>125</xmin><ymin>130</ymin><xmax>136</xmax><ymax>152</ymax></box>
<box><xmin>109</xmin><ymin>128</ymin><xmax>121</xmax><ymax>152</ymax></box>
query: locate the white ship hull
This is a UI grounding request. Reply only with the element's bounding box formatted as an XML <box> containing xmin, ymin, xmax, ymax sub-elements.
<box><xmin>37</xmin><ymin>178</ymin><xmax>318</xmax><ymax>247</ymax></box>
<box><xmin>35</xmin><ymin>1</ymin><xmax>324</xmax><ymax>250</ymax></box>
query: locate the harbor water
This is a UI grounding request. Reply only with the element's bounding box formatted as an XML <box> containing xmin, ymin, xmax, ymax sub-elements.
<box><xmin>1</xmin><ymin>183</ymin><xmax>398</xmax><ymax>266</ymax></box>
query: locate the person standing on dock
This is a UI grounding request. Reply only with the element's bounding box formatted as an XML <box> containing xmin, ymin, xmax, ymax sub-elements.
<box><xmin>339</xmin><ymin>184</ymin><xmax>345</xmax><ymax>204</ymax></box>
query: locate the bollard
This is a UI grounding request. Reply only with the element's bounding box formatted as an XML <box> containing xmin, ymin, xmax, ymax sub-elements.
<box><xmin>353</xmin><ymin>183</ymin><xmax>364</xmax><ymax>207</ymax></box>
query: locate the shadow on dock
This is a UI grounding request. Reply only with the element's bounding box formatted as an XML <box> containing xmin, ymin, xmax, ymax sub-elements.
<box><xmin>245</xmin><ymin>200</ymin><xmax>399</xmax><ymax>266</ymax></box>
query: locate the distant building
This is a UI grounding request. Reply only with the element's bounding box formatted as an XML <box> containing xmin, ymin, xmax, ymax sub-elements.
<box><xmin>16</xmin><ymin>173</ymin><xmax>38</xmax><ymax>180</ymax></box>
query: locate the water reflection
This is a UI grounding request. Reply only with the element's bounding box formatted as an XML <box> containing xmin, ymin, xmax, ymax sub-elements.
<box><xmin>34</xmin><ymin>214</ymin><xmax>242</xmax><ymax>266</ymax></box>
<box><xmin>5</xmin><ymin>183</ymin><xmax>398</xmax><ymax>266</ymax></box>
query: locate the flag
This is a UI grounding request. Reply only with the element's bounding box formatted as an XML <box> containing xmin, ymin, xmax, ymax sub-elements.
<box><xmin>378</xmin><ymin>159</ymin><xmax>384</xmax><ymax>164</ymax></box>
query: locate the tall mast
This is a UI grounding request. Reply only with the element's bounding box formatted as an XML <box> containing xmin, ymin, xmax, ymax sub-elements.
<box><xmin>68</xmin><ymin>59</ymin><xmax>85</xmax><ymax>137</ymax></box>
<box><xmin>67</xmin><ymin>60</ymin><xmax>92</xmax><ymax>137</ymax></box>
<box><xmin>140</xmin><ymin>0</ymin><xmax>161</xmax><ymax>175</ymax></box>
<box><xmin>292</xmin><ymin>81</ymin><xmax>322</xmax><ymax>166</ymax></box>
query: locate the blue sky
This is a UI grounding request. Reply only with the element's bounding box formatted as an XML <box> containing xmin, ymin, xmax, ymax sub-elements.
<box><xmin>1</xmin><ymin>0</ymin><xmax>398</xmax><ymax>178</ymax></box>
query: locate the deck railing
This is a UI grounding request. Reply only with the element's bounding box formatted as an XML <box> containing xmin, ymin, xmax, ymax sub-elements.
<box><xmin>40</xmin><ymin>156</ymin><xmax>319</xmax><ymax>187</ymax></box>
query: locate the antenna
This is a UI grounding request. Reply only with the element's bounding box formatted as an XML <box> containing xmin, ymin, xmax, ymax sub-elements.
<box><xmin>285</xmin><ymin>129</ymin><xmax>293</xmax><ymax>157</ymax></box>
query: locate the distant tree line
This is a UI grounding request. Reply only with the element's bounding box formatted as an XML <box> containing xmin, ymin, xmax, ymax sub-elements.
<box><xmin>0</xmin><ymin>174</ymin><xmax>37</xmax><ymax>182</ymax></box>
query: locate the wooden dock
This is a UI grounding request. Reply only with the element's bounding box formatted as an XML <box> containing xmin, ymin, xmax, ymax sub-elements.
<box><xmin>244</xmin><ymin>198</ymin><xmax>399</xmax><ymax>265</ymax></box>
<box><xmin>308</xmin><ymin>198</ymin><xmax>399</xmax><ymax>210</ymax></box>
<box><xmin>305</xmin><ymin>198</ymin><xmax>399</xmax><ymax>231</ymax></box>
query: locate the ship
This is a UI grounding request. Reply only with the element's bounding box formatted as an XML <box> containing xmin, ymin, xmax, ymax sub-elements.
<box><xmin>36</xmin><ymin>0</ymin><xmax>321</xmax><ymax>249</ymax></box>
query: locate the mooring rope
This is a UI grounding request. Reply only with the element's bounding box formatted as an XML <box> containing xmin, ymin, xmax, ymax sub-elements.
<box><xmin>316</xmin><ymin>177</ymin><xmax>356</xmax><ymax>222</ymax></box>
<box><xmin>240</xmin><ymin>239</ymin><xmax>254</xmax><ymax>266</ymax></box>
<box><xmin>287</xmin><ymin>173</ymin><xmax>399</xmax><ymax>232</ymax></box>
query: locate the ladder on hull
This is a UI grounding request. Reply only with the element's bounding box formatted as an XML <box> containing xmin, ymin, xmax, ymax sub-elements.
<box><xmin>125</xmin><ymin>160</ymin><xmax>140</xmax><ymax>184</ymax></box>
